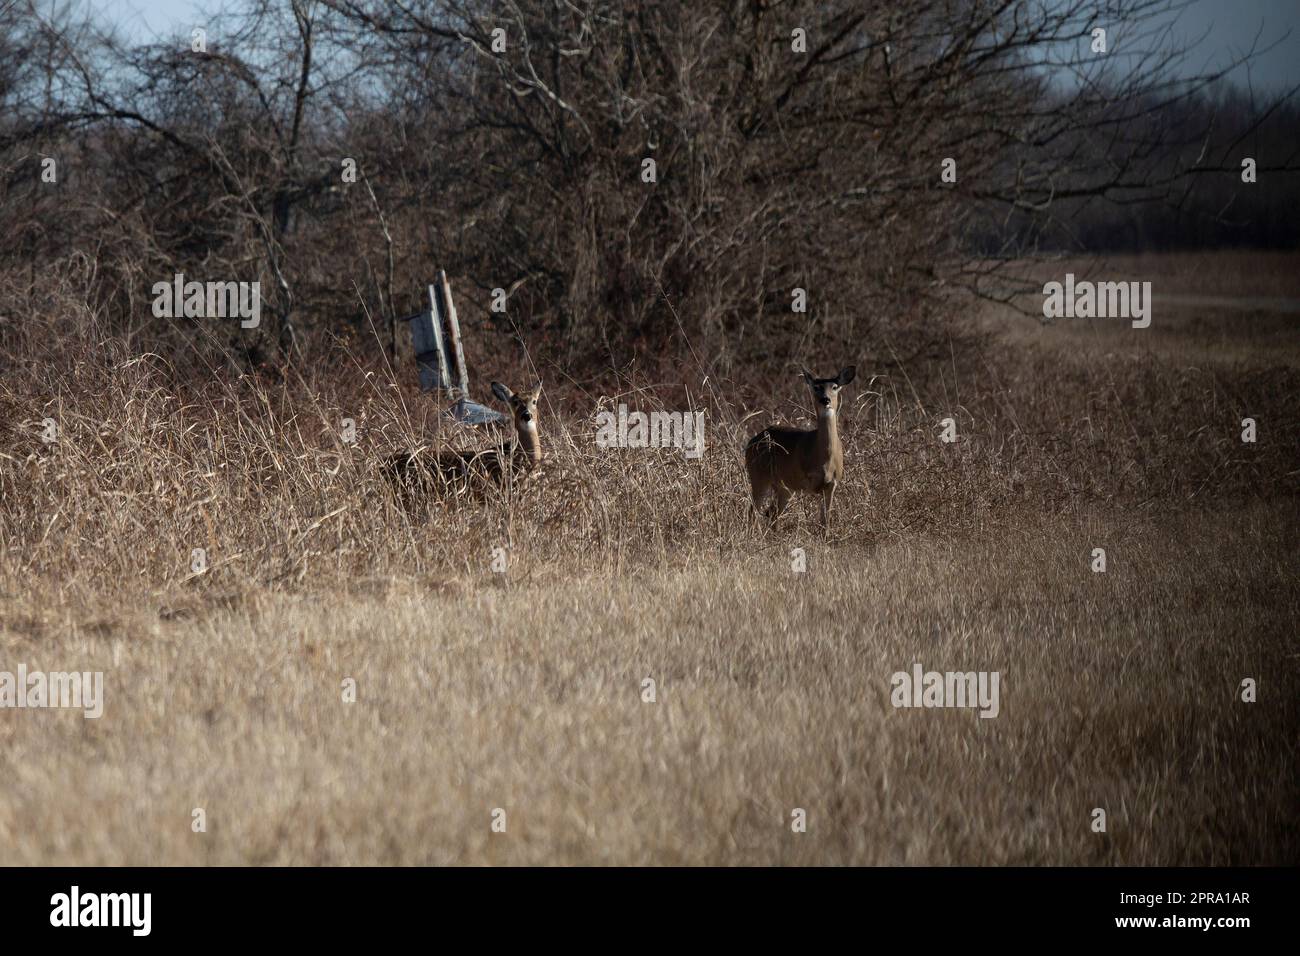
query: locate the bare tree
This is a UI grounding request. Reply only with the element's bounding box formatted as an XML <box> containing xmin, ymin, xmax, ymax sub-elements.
<box><xmin>3</xmin><ymin>0</ymin><xmax>1296</xmax><ymax>375</ymax></box>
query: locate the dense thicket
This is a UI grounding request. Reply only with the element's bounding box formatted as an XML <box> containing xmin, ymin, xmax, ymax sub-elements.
<box><xmin>1</xmin><ymin>0</ymin><xmax>1294</xmax><ymax>376</ymax></box>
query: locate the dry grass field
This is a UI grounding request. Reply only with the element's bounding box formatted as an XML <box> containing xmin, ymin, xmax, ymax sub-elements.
<box><xmin>1</xmin><ymin>252</ymin><xmax>1297</xmax><ymax>865</ymax></box>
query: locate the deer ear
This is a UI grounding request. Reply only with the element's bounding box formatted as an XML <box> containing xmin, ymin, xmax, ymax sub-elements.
<box><xmin>530</xmin><ymin>384</ymin><xmax>542</xmax><ymax>403</ymax></box>
<box><xmin>801</xmin><ymin>368</ymin><xmax>816</xmax><ymax>386</ymax></box>
<box><xmin>838</xmin><ymin>365</ymin><xmax>857</xmax><ymax>385</ymax></box>
<box><xmin>491</xmin><ymin>382</ymin><xmax>514</xmax><ymax>404</ymax></box>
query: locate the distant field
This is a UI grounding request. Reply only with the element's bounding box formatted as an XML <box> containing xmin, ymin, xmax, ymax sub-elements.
<box><xmin>988</xmin><ymin>249</ymin><xmax>1300</xmax><ymax>298</ymax></box>
<box><xmin>1</xmin><ymin>251</ymin><xmax>1296</xmax><ymax>865</ymax></box>
<box><xmin>974</xmin><ymin>250</ymin><xmax>1300</xmax><ymax>366</ymax></box>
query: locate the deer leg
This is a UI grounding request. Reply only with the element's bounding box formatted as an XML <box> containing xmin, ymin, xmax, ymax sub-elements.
<box><xmin>821</xmin><ymin>484</ymin><xmax>835</xmax><ymax>535</ymax></box>
<box><xmin>768</xmin><ymin>487</ymin><xmax>792</xmax><ymax>530</ymax></box>
<box><xmin>748</xmin><ymin>481</ymin><xmax>765</xmax><ymax>528</ymax></box>
<box><xmin>748</xmin><ymin>466</ymin><xmax>774</xmax><ymax>531</ymax></box>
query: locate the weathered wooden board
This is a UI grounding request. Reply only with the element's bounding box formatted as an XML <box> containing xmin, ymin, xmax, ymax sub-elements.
<box><xmin>405</xmin><ymin>296</ymin><xmax>452</xmax><ymax>393</ymax></box>
<box><xmin>435</xmin><ymin>270</ymin><xmax>470</xmax><ymax>397</ymax></box>
<box><xmin>402</xmin><ymin>273</ymin><xmax>507</xmax><ymax>425</ymax></box>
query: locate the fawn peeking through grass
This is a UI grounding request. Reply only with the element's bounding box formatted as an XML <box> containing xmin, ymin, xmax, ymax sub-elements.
<box><xmin>745</xmin><ymin>366</ymin><xmax>856</xmax><ymax>532</ymax></box>
<box><xmin>385</xmin><ymin>381</ymin><xmax>543</xmax><ymax>500</ymax></box>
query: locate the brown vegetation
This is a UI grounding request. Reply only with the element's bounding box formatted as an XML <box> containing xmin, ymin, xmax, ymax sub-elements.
<box><xmin>0</xmin><ymin>0</ymin><xmax>1296</xmax><ymax>866</ymax></box>
<box><xmin>1</xmin><ymin>254</ymin><xmax>1296</xmax><ymax>864</ymax></box>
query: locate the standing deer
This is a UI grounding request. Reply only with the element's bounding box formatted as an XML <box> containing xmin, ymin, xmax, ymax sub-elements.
<box><xmin>385</xmin><ymin>381</ymin><xmax>543</xmax><ymax>499</ymax></box>
<box><xmin>745</xmin><ymin>366</ymin><xmax>856</xmax><ymax>532</ymax></box>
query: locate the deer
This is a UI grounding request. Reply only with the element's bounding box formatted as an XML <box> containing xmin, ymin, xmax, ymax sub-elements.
<box><xmin>744</xmin><ymin>366</ymin><xmax>856</xmax><ymax>532</ymax></box>
<box><xmin>384</xmin><ymin>381</ymin><xmax>543</xmax><ymax>500</ymax></box>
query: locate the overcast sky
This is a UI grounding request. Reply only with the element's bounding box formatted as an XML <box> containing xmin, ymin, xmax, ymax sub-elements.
<box><xmin>91</xmin><ymin>0</ymin><xmax>1300</xmax><ymax>91</ymax></box>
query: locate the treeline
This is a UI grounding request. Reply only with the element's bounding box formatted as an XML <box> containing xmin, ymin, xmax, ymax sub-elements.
<box><xmin>0</xmin><ymin>0</ymin><xmax>1294</xmax><ymax>377</ymax></box>
<box><xmin>1012</xmin><ymin>83</ymin><xmax>1300</xmax><ymax>253</ymax></box>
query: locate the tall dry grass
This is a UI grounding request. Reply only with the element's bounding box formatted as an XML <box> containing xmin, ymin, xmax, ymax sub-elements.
<box><xmin>3</xmin><ymin>304</ymin><xmax>1294</xmax><ymax>594</ymax></box>
<box><xmin>0</xmin><ymin>270</ymin><xmax>1296</xmax><ymax>864</ymax></box>
<box><xmin>2</xmin><ymin>502</ymin><xmax>1294</xmax><ymax>865</ymax></box>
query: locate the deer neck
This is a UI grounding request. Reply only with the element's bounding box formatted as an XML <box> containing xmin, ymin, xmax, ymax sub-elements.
<box><xmin>514</xmin><ymin>423</ymin><xmax>543</xmax><ymax>469</ymax></box>
<box><xmin>815</xmin><ymin>405</ymin><xmax>841</xmax><ymax>468</ymax></box>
